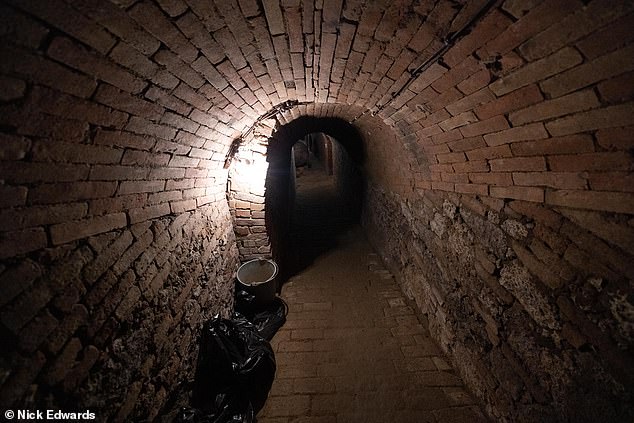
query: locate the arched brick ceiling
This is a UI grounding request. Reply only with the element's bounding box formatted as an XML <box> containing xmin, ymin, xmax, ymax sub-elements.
<box><xmin>2</xmin><ymin>0</ymin><xmax>633</xmax><ymax>212</ymax></box>
<box><xmin>3</xmin><ymin>0</ymin><xmax>488</xmax><ymax>147</ymax></box>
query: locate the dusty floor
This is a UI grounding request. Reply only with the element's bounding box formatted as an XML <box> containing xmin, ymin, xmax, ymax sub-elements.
<box><xmin>258</xmin><ymin>158</ymin><xmax>488</xmax><ymax>423</ymax></box>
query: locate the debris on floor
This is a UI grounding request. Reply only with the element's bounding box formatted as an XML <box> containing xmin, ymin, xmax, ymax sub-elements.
<box><xmin>175</xmin><ymin>290</ymin><xmax>287</xmax><ymax>423</ymax></box>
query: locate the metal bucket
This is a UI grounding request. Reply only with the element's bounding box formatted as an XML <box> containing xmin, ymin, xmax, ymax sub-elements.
<box><xmin>236</xmin><ymin>258</ymin><xmax>278</xmax><ymax>309</ymax></box>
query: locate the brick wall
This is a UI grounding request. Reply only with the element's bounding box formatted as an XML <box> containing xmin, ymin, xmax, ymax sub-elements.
<box><xmin>364</xmin><ymin>182</ymin><xmax>634</xmax><ymax>421</ymax></box>
<box><xmin>0</xmin><ymin>0</ymin><xmax>632</xmax><ymax>421</ymax></box>
<box><xmin>0</xmin><ymin>0</ymin><xmax>243</xmax><ymax>418</ymax></box>
<box><xmin>376</xmin><ymin>0</ymin><xmax>634</xmax><ymax>216</ymax></box>
<box><xmin>356</xmin><ymin>1</ymin><xmax>634</xmax><ymax>422</ymax></box>
<box><xmin>227</xmin><ymin>120</ymin><xmax>275</xmax><ymax>260</ymax></box>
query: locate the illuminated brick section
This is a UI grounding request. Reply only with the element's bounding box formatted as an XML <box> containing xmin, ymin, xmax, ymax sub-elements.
<box><xmin>0</xmin><ymin>0</ymin><xmax>632</xmax><ymax>421</ymax></box>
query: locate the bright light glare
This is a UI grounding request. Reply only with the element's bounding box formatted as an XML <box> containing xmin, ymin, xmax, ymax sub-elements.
<box><xmin>234</xmin><ymin>156</ymin><xmax>268</xmax><ymax>195</ymax></box>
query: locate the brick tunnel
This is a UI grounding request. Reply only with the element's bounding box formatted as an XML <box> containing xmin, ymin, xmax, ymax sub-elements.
<box><xmin>0</xmin><ymin>0</ymin><xmax>633</xmax><ymax>421</ymax></box>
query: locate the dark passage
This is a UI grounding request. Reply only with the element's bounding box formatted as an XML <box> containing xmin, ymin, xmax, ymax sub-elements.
<box><xmin>267</xmin><ymin>131</ymin><xmax>363</xmax><ymax>284</ymax></box>
<box><xmin>287</xmin><ymin>153</ymin><xmax>354</xmax><ymax>275</ymax></box>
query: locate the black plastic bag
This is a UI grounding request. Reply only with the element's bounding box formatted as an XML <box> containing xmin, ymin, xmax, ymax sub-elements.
<box><xmin>234</xmin><ymin>289</ymin><xmax>288</xmax><ymax>341</ymax></box>
<box><xmin>175</xmin><ymin>402</ymin><xmax>253</xmax><ymax>423</ymax></box>
<box><xmin>189</xmin><ymin>316</ymin><xmax>275</xmax><ymax>420</ymax></box>
<box><xmin>173</xmin><ymin>290</ymin><xmax>286</xmax><ymax>423</ymax></box>
<box><xmin>234</xmin><ymin>288</ymin><xmax>257</xmax><ymax>314</ymax></box>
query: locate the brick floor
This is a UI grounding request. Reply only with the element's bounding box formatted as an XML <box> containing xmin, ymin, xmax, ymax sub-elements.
<box><xmin>258</xmin><ymin>162</ymin><xmax>488</xmax><ymax>423</ymax></box>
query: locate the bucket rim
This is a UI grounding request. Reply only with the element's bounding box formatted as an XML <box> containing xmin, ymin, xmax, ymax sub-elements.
<box><xmin>236</xmin><ymin>258</ymin><xmax>278</xmax><ymax>286</ymax></box>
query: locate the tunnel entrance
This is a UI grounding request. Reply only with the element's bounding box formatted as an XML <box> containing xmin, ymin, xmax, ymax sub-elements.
<box><xmin>263</xmin><ymin>119</ymin><xmax>365</xmax><ymax>286</ymax></box>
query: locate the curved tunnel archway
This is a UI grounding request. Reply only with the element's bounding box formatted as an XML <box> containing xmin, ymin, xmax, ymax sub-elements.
<box><xmin>0</xmin><ymin>0</ymin><xmax>632</xmax><ymax>421</ymax></box>
<box><xmin>265</xmin><ymin>116</ymin><xmax>367</xmax><ymax>282</ymax></box>
<box><xmin>226</xmin><ymin>110</ymin><xmax>389</xmax><ymax>268</ymax></box>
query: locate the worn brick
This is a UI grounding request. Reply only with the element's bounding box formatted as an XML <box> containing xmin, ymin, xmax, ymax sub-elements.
<box><xmin>443</xmin><ymin>9</ymin><xmax>512</xmax><ymax>67</ymax></box>
<box><xmin>0</xmin><ymin>3</ymin><xmax>49</xmax><ymax>48</ymax></box>
<box><xmin>513</xmin><ymin>172</ymin><xmax>587</xmax><ymax>190</ymax></box>
<box><xmin>161</xmin><ymin>112</ymin><xmax>200</xmax><ymax>133</ymax></box>
<box><xmin>0</xmin><ymin>134</ymin><xmax>29</xmax><ymax>162</ymax></box>
<box><xmin>452</xmin><ymin>160</ymin><xmax>489</xmax><ymax>174</ymax></box>
<box><xmin>0</xmin><ymin>75</ymin><xmax>26</xmax><ymax>101</ymax></box>
<box><xmin>484</xmin><ymin>123</ymin><xmax>548</xmax><ymax>147</ymax></box>
<box><xmin>148</xmin><ymin>191</ymin><xmax>182</xmax><ymax>205</ymax></box>
<box><xmin>126</xmin><ymin>116</ymin><xmax>177</xmax><ymax>140</ymax></box>
<box><xmin>0</xmin><ymin>44</ymin><xmax>96</xmax><ymax>98</ymax></box>
<box><xmin>146</xmin><ymin>86</ymin><xmax>193</xmax><ymax>116</ymax></box>
<box><xmin>29</xmin><ymin>86</ymin><xmax>129</xmax><ymax>129</ymax></box>
<box><xmin>149</xmin><ymin>168</ymin><xmax>187</xmax><ymax>180</ymax></box>
<box><xmin>48</xmin><ymin>36</ymin><xmax>145</xmax><ymax>94</ymax></box>
<box><xmin>436</xmin><ymin>152</ymin><xmax>466</xmax><ymax>164</ymax></box>
<box><xmin>0</xmin><ymin>228</ymin><xmax>48</xmax><ymax>259</ymax></box>
<box><xmin>0</xmin><ymin>185</ymin><xmax>28</xmax><ymax>209</ymax></box>
<box><xmin>0</xmin><ymin>351</ymin><xmax>46</xmax><ymax>405</ymax></box>
<box><xmin>170</xmin><ymin>199</ymin><xmax>197</xmax><ymax>214</ymax></box>
<box><xmin>447</xmin><ymin>136</ymin><xmax>486</xmax><ymax>152</ymax></box>
<box><xmin>561</xmin><ymin>223</ymin><xmax>631</xmax><ymax>281</ymax></box>
<box><xmin>169</xmin><ymin>156</ymin><xmax>200</xmax><ymax>168</ymax></box>
<box><xmin>490</xmin><ymin>48</ymin><xmax>583</xmax><ymax>97</ymax></box>
<box><xmin>166</xmin><ymin>179</ymin><xmax>195</xmax><ymax>191</ymax></box>
<box><xmin>18</xmin><ymin>309</ymin><xmax>59</xmax><ymax>352</ymax></box>
<box><xmin>173</xmin><ymin>83</ymin><xmax>213</xmax><ymax>110</ymax></box>
<box><xmin>490</xmin><ymin>186</ymin><xmax>544</xmax><ymax>202</ymax></box>
<box><xmin>109</xmin><ymin>42</ymin><xmax>159</xmax><ymax>78</ymax></box>
<box><xmin>50</xmin><ymin>213</ymin><xmax>127</xmax><ymax>245</ymax></box>
<box><xmin>213</xmin><ymin>27</ymin><xmax>248</xmax><ymax>70</ymax></box>
<box><xmin>490</xmin><ymin>156</ymin><xmax>545</xmax><ymax>172</ymax></box>
<box><xmin>66</xmin><ymin>0</ymin><xmax>160</xmax><ymax>55</ymax></box>
<box><xmin>510</xmin><ymin>134</ymin><xmax>594</xmax><ymax>157</ymax></box>
<box><xmin>28</xmin><ymin>182</ymin><xmax>115</xmax><ymax>205</ymax></box>
<box><xmin>119</xmin><ymin>180</ymin><xmax>166</xmax><ymax>195</ymax></box>
<box><xmin>595</xmin><ymin>126</ymin><xmax>634</xmax><ymax>151</ymax></box>
<box><xmin>155</xmin><ymin>49</ymin><xmax>205</xmax><ymax>89</ymax></box>
<box><xmin>94</xmin><ymin>129</ymin><xmax>155</xmax><ymax>151</ymax></box>
<box><xmin>32</xmin><ymin>141</ymin><xmax>123</xmax><ymax>165</ymax></box>
<box><xmin>1</xmin><ymin>277</ymin><xmax>53</xmax><ymax>332</ymax></box>
<box><xmin>128</xmin><ymin>1</ymin><xmax>198</xmax><ymax>63</ymax></box>
<box><xmin>597</xmin><ymin>71</ymin><xmax>634</xmax><ymax>104</ymax></box>
<box><xmin>89</xmin><ymin>165</ymin><xmax>149</xmax><ymax>182</ymax></box>
<box><xmin>469</xmin><ymin>172</ymin><xmax>513</xmax><ymax>186</ymax></box>
<box><xmin>459</xmin><ymin>116</ymin><xmax>509</xmax><ymax>138</ymax></box>
<box><xmin>121</xmin><ymin>150</ymin><xmax>170</xmax><ymax>167</ymax></box>
<box><xmin>546</xmin><ymin>190</ymin><xmax>634</xmax><ymax>214</ymax></box>
<box><xmin>0</xmin><ymin>203</ymin><xmax>88</xmax><ymax>231</ymax></box>
<box><xmin>446</xmin><ymin>88</ymin><xmax>495</xmax><ymax>116</ymax></box>
<box><xmin>115</xmin><ymin>286</ymin><xmax>141</xmax><ymax>320</ymax></box>
<box><xmin>43</xmin><ymin>337</ymin><xmax>82</xmax><ymax>385</ymax></box>
<box><xmin>9</xmin><ymin>0</ymin><xmax>115</xmax><ymax>53</ymax></box>
<box><xmin>510</xmin><ymin>201</ymin><xmax>562</xmax><ymax>229</ymax></box>
<box><xmin>559</xmin><ymin>208</ymin><xmax>634</xmax><ymax>256</ymax></box>
<box><xmin>576</xmin><ymin>13</ymin><xmax>634</xmax><ymax>60</ymax></box>
<box><xmin>95</xmin><ymin>84</ymin><xmax>164</xmax><ymax>121</ymax></box>
<box><xmin>128</xmin><ymin>203</ymin><xmax>171</xmax><ymax>224</ymax></box>
<box><xmin>46</xmin><ymin>304</ymin><xmax>89</xmax><ymax>354</ymax></box>
<box><xmin>588</xmin><ymin>172</ymin><xmax>634</xmax><ymax>193</ymax></box>
<box><xmin>483</xmin><ymin>0</ymin><xmax>582</xmax><ymax>57</ymax></box>
<box><xmin>509</xmin><ymin>89</ymin><xmax>600</xmax><ymax>126</ymax></box>
<box><xmin>455</xmin><ymin>183</ymin><xmax>488</xmax><ymax>196</ymax></box>
<box><xmin>518</xmin><ymin>1</ymin><xmax>634</xmax><ymax>61</ymax></box>
<box><xmin>546</xmin><ymin>103</ymin><xmax>634</xmax><ymax>136</ymax></box>
<box><xmin>439</xmin><ymin>112</ymin><xmax>478</xmax><ymax>131</ymax></box>
<box><xmin>542</xmin><ymin>44</ymin><xmax>634</xmax><ymax>98</ymax></box>
<box><xmin>548</xmin><ymin>152</ymin><xmax>631</xmax><ymax>172</ymax></box>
